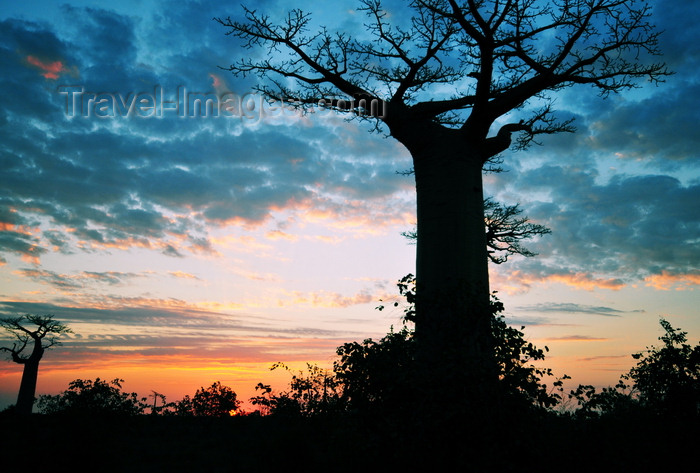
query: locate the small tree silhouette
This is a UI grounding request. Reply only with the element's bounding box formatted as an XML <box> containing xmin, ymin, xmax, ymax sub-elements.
<box><xmin>251</xmin><ymin>363</ymin><xmax>343</xmax><ymax>417</ymax></box>
<box><xmin>629</xmin><ymin>319</ymin><xmax>699</xmax><ymax>416</ymax></box>
<box><xmin>177</xmin><ymin>382</ymin><xmax>241</xmax><ymax>417</ymax></box>
<box><xmin>37</xmin><ymin>378</ymin><xmax>146</xmax><ymax>416</ymax></box>
<box><xmin>346</xmin><ymin>285</ymin><xmax>566</xmax><ymax>412</ymax></box>
<box><xmin>0</xmin><ymin>314</ymin><xmax>72</xmax><ymax>415</ymax></box>
<box><xmin>570</xmin><ymin>318</ymin><xmax>699</xmax><ymax>418</ymax></box>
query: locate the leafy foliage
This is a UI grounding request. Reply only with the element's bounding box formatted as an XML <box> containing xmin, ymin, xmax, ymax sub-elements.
<box><xmin>569</xmin><ymin>319</ymin><xmax>699</xmax><ymax>417</ymax></box>
<box><xmin>256</xmin><ymin>275</ymin><xmax>565</xmax><ymax>415</ymax></box>
<box><xmin>351</xmin><ymin>288</ymin><xmax>565</xmax><ymax>411</ymax></box>
<box><xmin>629</xmin><ymin>319</ymin><xmax>699</xmax><ymax>415</ymax></box>
<box><xmin>491</xmin><ymin>305</ymin><xmax>568</xmax><ymax>408</ymax></box>
<box><xmin>567</xmin><ymin>381</ymin><xmax>639</xmax><ymax>419</ymax></box>
<box><xmin>251</xmin><ymin>363</ymin><xmax>343</xmax><ymax>417</ymax></box>
<box><xmin>176</xmin><ymin>381</ymin><xmax>241</xmax><ymax>417</ymax></box>
<box><xmin>334</xmin><ymin>328</ymin><xmax>415</xmax><ymax>413</ymax></box>
<box><xmin>37</xmin><ymin>378</ymin><xmax>146</xmax><ymax>416</ymax></box>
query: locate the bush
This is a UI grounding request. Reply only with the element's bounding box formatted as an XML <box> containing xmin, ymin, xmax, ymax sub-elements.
<box><xmin>569</xmin><ymin>318</ymin><xmax>699</xmax><ymax>418</ymax></box>
<box><xmin>251</xmin><ymin>363</ymin><xmax>343</xmax><ymax>417</ymax></box>
<box><xmin>176</xmin><ymin>381</ymin><xmax>241</xmax><ymax>417</ymax></box>
<box><xmin>37</xmin><ymin>378</ymin><xmax>146</xmax><ymax>416</ymax></box>
<box><xmin>334</xmin><ymin>328</ymin><xmax>415</xmax><ymax>413</ymax></box>
<box><xmin>629</xmin><ymin>318</ymin><xmax>699</xmax><ymax>416</ymax></box>
<box><xmin>255</xmin><ymin>275</ymin><xmax>566</xmax><ymax>416</ymax></box>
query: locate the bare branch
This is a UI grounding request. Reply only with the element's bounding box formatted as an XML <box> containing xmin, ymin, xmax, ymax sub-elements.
<box><xmin>217</xmin><ymin>0</ymin><xmax>669</xmax><ymax>145</ymax></box>
<box><xmin>484</xmin><ymin>197</ymin><xmax>551</xmax><ymax>264</ymax></box>
<box><xmin>1</xmin><ymin>314</ymin><xmax>72</xmax><ymax>364</ymax></box>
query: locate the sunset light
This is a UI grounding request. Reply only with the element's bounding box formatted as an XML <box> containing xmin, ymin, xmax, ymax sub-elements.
<box><xmin>25</xmin><ymin>55</ymin><xmax>64</xmax><ymax>79</ymax></box>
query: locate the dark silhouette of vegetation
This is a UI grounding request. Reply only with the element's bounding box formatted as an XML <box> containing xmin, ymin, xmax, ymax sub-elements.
<box><xmin>570</xmin><ymin>318</ymin><xmax>699</xmax><ymax>418</ymax></box>
<box><xmin>175</xmin><ymin>381</ymin><xmax>241</xmax><ymax>417</ymax></box>
<box><xmin>1</xmin><ymin>314</ymin><xmax>696</xmax><ymax>472</ymax></box>
<box><xmin>37</xmin><ymin>378</ymin><xmax>146</xmax><ymax>416</ymax></box>
<box><xmin>334</xmin><ymin>328</ymin><xmax>415</xmax><ymax>414</ymax></box>
<box><xmin>251</xmin><ymin>277</ymin><xmax>566</xmax><ymax>418</ymax></box>
<box><xmin>216</xmin><ymin>0</ymin><xmax>670</xmax><ymax>397</ymax></box>
<box><xmin>483</xmin><ymin>198</ymin><xmax>552</xmax><ymax>263</ymax></box>
<box><xmin>0</xmin><ymin>314</ymin><xmax>72</xmax><ymax>415</ymax></box>
<box><xmin>402</xmin><ymin>197</ymin><xmax>552</xmax><ymax>263</ymax></box>
<box><xmin>251</xmin><ymin>363</ymin><xmax>343</xmax><ymax>417</ymax></box>
<box><xmin>148</xmin><ymin>390</ymin><xmax>168</xmax><ymax>415</ymax></box>
<box><xmin>629</xmin><ymin>319</ymin><xmax>699</xmax><ymax>415</ymax></box>
<box><xmin>239</xmin><ymin>292</ymin><xmax>697</xmax><ymax>470</ymax></box>
<box><xmin>339</xmin><ymin>278</ymin><xmax>569</xmax><ymax>413</ymax></box>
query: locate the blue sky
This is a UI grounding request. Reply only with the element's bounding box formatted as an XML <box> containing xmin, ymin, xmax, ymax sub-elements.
<box><xmin>0</xmin><ymin>0</ymin><xmax>698</xmax><ymax>408</ymax></box>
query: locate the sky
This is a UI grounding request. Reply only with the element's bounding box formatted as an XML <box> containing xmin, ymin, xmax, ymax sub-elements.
<box><xmin>0</xmin><ymin>0</ymin><xmax>698</xmax><ymax>411</ymax></box>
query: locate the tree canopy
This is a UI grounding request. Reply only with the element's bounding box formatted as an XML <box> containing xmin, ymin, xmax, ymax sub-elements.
<box><xmin>217</xmin><ymin>0</ymin><xmax>668</xmax><ymax>137</ymax></box>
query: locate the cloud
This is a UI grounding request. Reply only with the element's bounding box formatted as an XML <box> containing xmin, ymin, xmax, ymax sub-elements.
<box><xmin>545</xmin><ymin>335</ymin><xmax>609</xmax><ymax>342</ymax></box>
<box><xmin>481</xmin><ymin>0</ymin><xmax>700</xmax><ymax>295</ymax></box>
<box><xmin>275</xmin><ymin>288</ymin><xmax>384</xmax><ymax>309</ymax></box>
<box><xmin>0</xmin><ymin>0</ymin><xmax>696</xmax><ymax>311</ymax></box>
<box><xmin>81</xmin><ymin>271</ymin><xmax>143</xmax><ymax>285</ymax></box>
<box><xmin>517</xmin><ymin>303</ymin><xmax>637</xmax><ymax>317</ymax></box>
<box><xmin>14</xmin><ymin>268</ymin><xmax>145</xmax><ymax>291</ymax></box>
<box><xmin>0</xmin><ymin>299</ymin><xmax>359</xmax><ymax>347</ymax></box>
<box><xmin>265</xmin><ymin>230</ymin><xmax>298</xmax><ymax>242</ymax></box>
<box><xmin>577</xmin><ymin>354</ymin><xmax>630</xmax><ymax>362</ymax></box>
<box><xmin>233</xmin><ymin>269</ymin><xmax>282</xmax><ymax>283</ymax></box>
<box><xmin>15</xmin><ymin>268</ymin><xmax>83</xmax><ymax>291</ymax></box>
<box><xmin>588</xmin><ymin>83</ymin><xmax>700</xmax><ymax>164</ymax></box>
<box><xmin>0</xmin><ymin>9</ymin><xmax>413</xmax><ymax>266</ymax></box>
<box><xmin>492</xmin><ymin>268</ymin><xmax>626</xmax><ymax>294</ymax></box>
<box><xmin>0</xmin><ymin>297</ymin><xmax>355</xmax><ymax>367</ymax></box>
<box><xmin>490</xmin><ymin>169</ymin><xmax>700</xmax><ymax>292</ymax></box>
<box><xmin>644</xmin><ymin>271</ymin><xmax>700</xmax><ymax>290</ymax></box>
<box><xmin>168</xmin><ymin>271</ymin><xmax>200</xmax><ymax>280</ymax></box>
<box><xmin>24</xmin><ymin>55</ymin><xmax>66</xmax><ymax>79</ymax></box>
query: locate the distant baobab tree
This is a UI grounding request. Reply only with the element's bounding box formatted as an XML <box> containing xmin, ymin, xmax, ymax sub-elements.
<box><xmin>216</xmin><ymin>0</ymin><xmax>669</xmax><ymax>401</ymax></box>
<box><xmin>403</xmin><ymin>196</ymin><xmax>551</xmax><ymax>264</ymax></box>
<box><xmin>0</xmin><ymin>314</ymin><xmax>72</xmax><ymax>415</ymax></box>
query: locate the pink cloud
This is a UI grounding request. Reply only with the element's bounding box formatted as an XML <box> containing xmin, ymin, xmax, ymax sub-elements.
<box><xmin>644</xmin><ymin>271</ymin><xmax>700</xmax><ymax>290</ymax></box>
<box><xmin>491</xmin><ymin>269</ymin><xmax>626</xmax><ymax>294</ymax></box>
<box><xmin>26</xmin><ymin>55</ymin><xmax>65</xmax><ymax>79</ymax></box>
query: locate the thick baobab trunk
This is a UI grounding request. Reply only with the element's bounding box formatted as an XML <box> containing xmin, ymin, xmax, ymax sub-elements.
<box><xmin>16</xmin><ymin>360</ymin><xmax>40</xmax><ymax>415</ymax></box>
<box><xmin>15</xmin><ymin>340</ymin><xmax>43</xmax><ymax>415</ymax></box>
<box><xmin>411</xmin><ymin>135</ymin><xmax>496</xmax><ymax>404</ymax></box>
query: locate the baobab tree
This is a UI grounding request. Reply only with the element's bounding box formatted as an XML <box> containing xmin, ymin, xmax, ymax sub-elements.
<box><xmin>216</xmin><ymin>0</ymin><xmax>668</xmax><ymax>400</ymax></box>
<box><xmin>403</xmin><ymin>197</ymin><xmax>552</xmax><ymax>264</ymax></box>
<box><xmin>0</xmin><ymin>314</ymin><xmax>72</xmax><ymax>415</ymax></box>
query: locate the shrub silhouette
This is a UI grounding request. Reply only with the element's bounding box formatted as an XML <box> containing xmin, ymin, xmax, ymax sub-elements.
<box><xmin>570</xmin><ymin>318</ymin><xmax>699</xmax><ymax>418</ymax></box>
<box><xmin>630</xmin><ymin>319</ymin><xmax>699</xmax><ymax>416</ymax></box>
<box><xmin>254</xmin><ymin>276</ymin><xmax>565</xmax><ymax>416</ymax></box>
<box><xmin>334</xmin><ymin>328</ymin><xmax>415</xmax><ymax>414</ymax></box>
<box><xmin>334</xmin><ymin>303</ymin><xmax>566</xmax><ymax>413</ymax></box>
<box><xmin>251</xmin><ymin>363</ymin><xmax>343</xmax><ymax>417</ymax></box>
<box><xmin>37</xmin><ymin>378</ymin><xmax>146</xmax><ymax>416</ymax></box>
<box><xmin>176</xmin><ymin>381</ymin><xmax>241</xmax><ymax>417</ymax></box>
